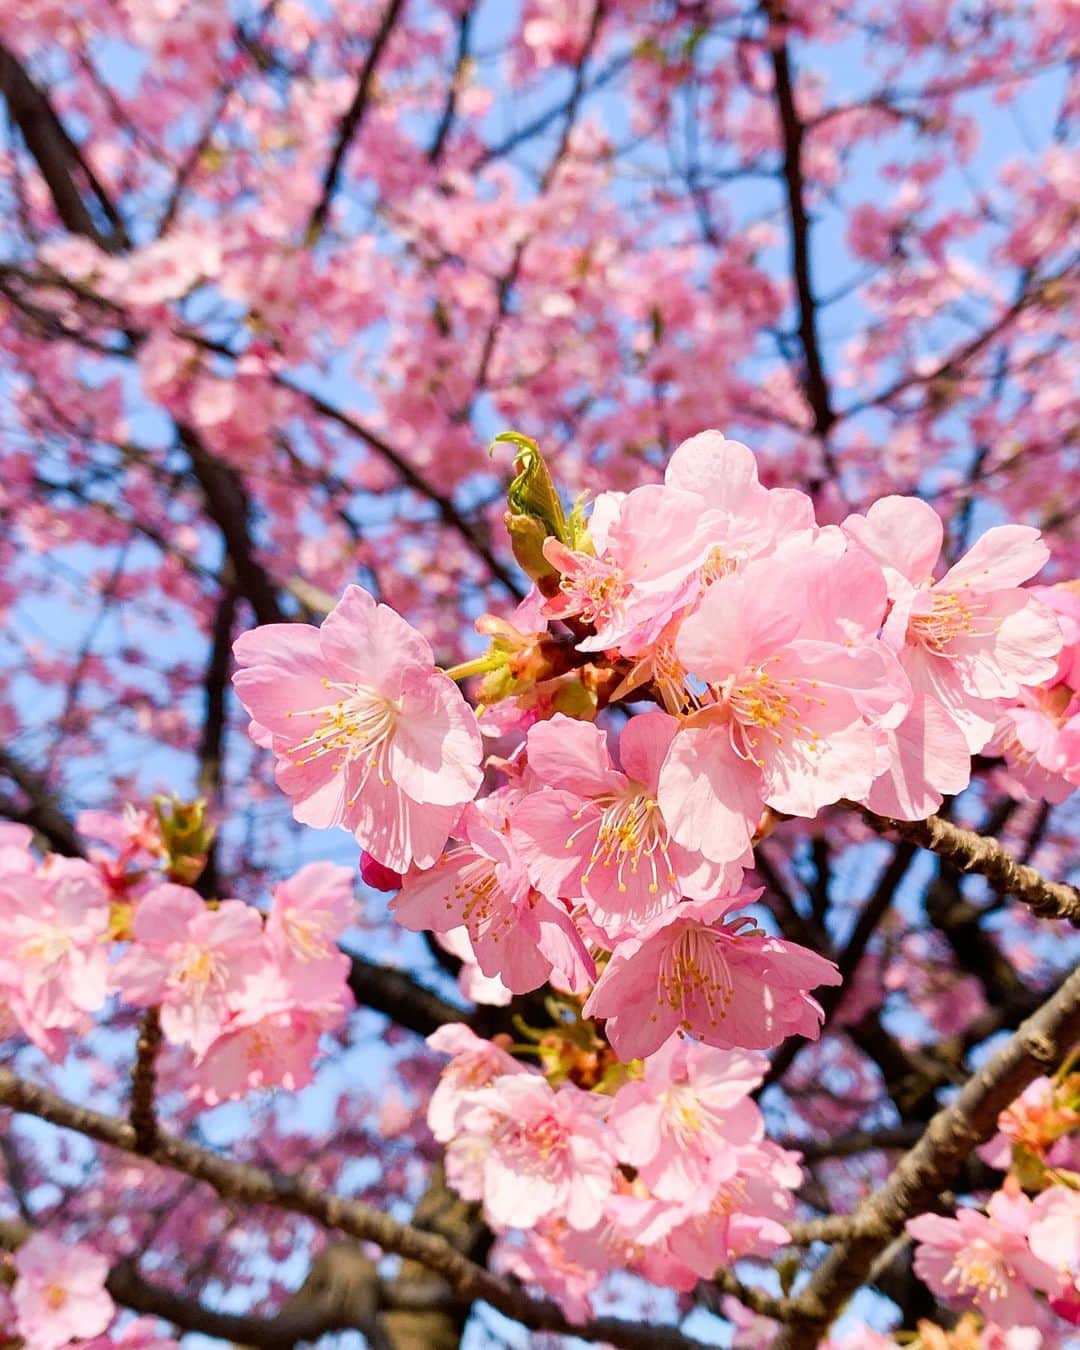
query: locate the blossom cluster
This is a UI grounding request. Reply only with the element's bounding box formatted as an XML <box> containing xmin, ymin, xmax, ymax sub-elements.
<box><xmin>233</xmin><ymin>431</ymin><xmax>1064</xmax><ymax>1059</ymax></box>
<box><xmin>0</xmin><ymin>814</ymin><xmax>357</xmax><ymax>1102</ymax></box>
<box><xmin>223</xmin><ymin>428</ymin><xmax>1077</xmax><ymax>1320</ymax></box>
<box><xmin>428</xmin><ymin>1023</ymin><xmax>800</xmax><ymax>1320</ymax></box>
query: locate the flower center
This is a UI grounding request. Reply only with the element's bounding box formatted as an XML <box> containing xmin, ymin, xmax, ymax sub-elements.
<box><xmin>661</xmin><ymin>1083</ymin><xmax>712</xmax><ymax>1143</ymax></box>
<box><xmin>510</xmin><ymin>1110</ymin><xmax>569</xmax><ymax>1165</ymax></box>
<box><xmin>908</xmin><ymin>590</ymin><xmax>995</xmax><ymax>655</ymax></box>
<box><xmin>575</xmin><ymin>788</ymin><xmax>677</xmax><ymax>896</ymax></box>
<box><xmin>449</xmin><ymin>854</ymin><xmax>513</xmax><ymax>945</ymax></box>
<box><xmin>18</xmin><ymin>924</ymin><xmax>74</xmax><ymax>970</ymax></box>
<box><xmin>558</xmin><ymin>557</ymin><xmax>630</xmax><ymax>628</ymax></box>
<box><xmin>724</xmin><ymin>661</ymin><xmax>825</xmax><ymax>767</ymax></box>
<box><xmin>657</xmin><ymin>916</ymin><xmax>763</xmax><ymax>1031</ymax></box>
<box><xmin>287</xmin><ymin>680</ymin><xmax>398</xmax><ymax>791</ymax></box>
<box><xmin>282</xmin><ymin>908</ymin><xmax>334</xmax><ymax>961</ymax></box>
<box><xmin>44</xmin><ymin>1283</ymin><xmax>69</xmax><ymax>1311</ymax></box>
<box><xmin>944</xmin><ymin>1240</ymin><xmax>1012</xmax><ymax>1301</ymax></box>
<box><xmin>174</xmin><ymin>943</ymin><xmax>226</xmax><ymax>993</ymax></box>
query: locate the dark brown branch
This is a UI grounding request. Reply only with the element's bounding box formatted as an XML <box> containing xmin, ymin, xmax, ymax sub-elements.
<box><xmin>763</xmin><ymin>12</ymin><xmax>835</xmax><ymax>446</ymax></box>
<box><xmin>771</xmin><ymin>961</ymin><xmax>1080</xmax><ymax>1345</ymax></box>
<box><xmin>177</xmin><ymin>424</ymin><xmax>287</xmax><ymax>626</ymax></box>
<box><xmin>306</xmin><ymin>0</ymin><xmax>406</xmax><ymax>243</ymax></box>
<box><xmin>0</xmin><ymin>42</ymin><xmax>128</xmax><ymax>250</ymax></box>
<box><xmin>0</xmin><ymin>1067</ymin><xmax>715</xmax><ymax>1350</ymax></box>
<box><xmin>0</xmin><ymin>747</ymin><xmax>84</xmax><ymax>857</ymax></box>
<box><xmin>195</xmin><ymin>582</ymin><xmax>238</xmax><ymax>899</ymax></box>
<box><xmin>346</xmin><ymin>953</ymin><xmax>467</xmax><ymax>1038</ymax></box>
<box><xmin>129</xmin><ymin>1007</ymin><xmax>162</xmax><ymax>1154</ymax></box>
<box><xmin>863</xmin><ymin>810</ymin><xmax>1080</xmax><ymax>927</ymax></box>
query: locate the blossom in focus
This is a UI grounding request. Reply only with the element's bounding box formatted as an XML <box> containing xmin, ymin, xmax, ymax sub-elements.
<box><xmin>391</xmin><ymin>798</ymin><xmax>594</xmax><ymax>995</ymax></box>
<box><xmin>582</xmin><ymin>892</ymin><xmax>841</xmax><ymax>1059</ymax></box>
<box><xmin>657</xmin><ymin>553</ymin><xmax>897</xmax><ymax>864</ymax></box>
<box><xmin>512</xmin><ymin>712</ymin><xmax>742</xmax><ymax>942</ymax></box>
<box><xmin>542</xmin><ymin>483</ymin><xmax>723</xmax><ymax>654</ymax></box>
<box><xmin>470</xmin><ymin>1074</ymin><xmax>615</xmax><ymax>1231</ymax></box>
<box><xmin>426</xmin><ymin>1021</ymin><xmax>535</xmax><ymax>1143</ymax></box>
<box><xmin>844</xmin><ymin>497</ymin><xmax>1061</xmax><ymax>818</ymax></box>
<box><xmin>607</xmin><ymin>1038</ymin><xmax>766</xmax><ymax>1200</ymax></box>
<box><xmin>12</xmin><ymin>1233</ymin><xmax>116</xmax><ymax>1350</ymax></box>
<box><xmin>232</xmin><ymin>584</ymin><xmax>483</xmax><ymax>870</ymax></box>
<box><xmin>907</xmin><ymin>1186</ymin><xmax>1063</xmax><ymax>1325</ymax></box>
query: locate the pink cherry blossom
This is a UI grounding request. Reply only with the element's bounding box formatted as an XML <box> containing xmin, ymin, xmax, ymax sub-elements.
<box><xmin>607</xmin><ymin>1038</ymin><xmax>766</xmax><ymax>1200</ymax></box>
<box><xmin>13</xmin><ymin>1233</ymin><xmax>116</xmax><ymax>1350</ymax></box>
<box><xmin>991</xmin><ymin>584</ymin><xmax>1080</xmax><ymax>803</ymax></box>
<box><xmin>391</xmin><ymin>799</ymin><xmax>594</xmax><ymax>995</ymax></box>
<box><xmin>1029</xmin><ymin>1185</ymin><xmax>1080</xmax><ymax>1306</ymax></box>
<box><xmin>663</xmin><ymin>430</ymin><xmax>815</xmax><ymax>566</ymax></box>
<box><xmin>907</xmin><ymin>1187</ymin><xmax>1064</xmax><ymax>1325</ymax></box>
<box><xmin>542</xmin><ymin>483</ymin><xmax>722</xmax><ymax>654</ymax></box>
<box><xmin>512</xmin><ymin>712</ymin><xmax>741</xmax><ymax>942</ymax></box>
<box><xmin>844</xmin><ymin>497</ymin><xmax>1062</xmax><ymax>817</ymax></box>
<box><xmin>657</xmin><ymin>554</ymin><xmax>895</xmax><ymax>863</ymax></box>
<box><xmin>113</xmin><ymin>884</ymin><xmax>266</xmax><ymax>1054</ymax></box>
<box><xmin>582</xmin><ymin>892</ymin><xmax>841</xmax><ymax>1059</ymax></box>
<box><xmin>0</xmin><ymin>859</ymin><xmax>111</xmax><ymax>1041</ymax></box>
<box><xmin>191</xmin><ymin>974</ymin><xmax>351</xmax><ymax>1104</ymax></box>
<box><xmin>426</xmin><ymin>1022</ymin><xmax>535</xmax><ymax>1143</ymax></box>
<box><xmin>470</xmin><ymin>1074</ymin><xmax>616</xmax><ymax>1231</ymax></box>
<box><xmin>265</xmin><ymin>860</ymin><xmax>357</xmax><ymax>999</ymax></box>
<box><xmin>233</xmin><ymin>584</ymin><xmax>483</xmax><ymax>870</ymax></box>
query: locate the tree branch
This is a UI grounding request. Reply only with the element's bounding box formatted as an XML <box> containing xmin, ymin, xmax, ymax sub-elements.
<box><xmin>0</xmin><ymin>42</ymin><xmax>128</xmax><ymax>250</ymax></box>
<box><xmin>306</xmin><ymin>0</ymin><xmax>406</xmax><ymax>243</ymax></box>
<box><xmin>0</xmin><ymin>1067</ymin><xmax>714</xmax><ymax>1350</ymax></box>
<box><xmin>863</xmin><ymin>810</ymin><xmax>1080</xmax><ymax>927</ymax></box>
<box><xmin>0</xmin><ymin>747</ymin><xmax>84</xmax><ymax>857</ymax></box>
<box><xmin>763</xmin><ymin>10</ymin><xmax>835</xmax><ymax>447</ymax></box>
<box><xmin>770</xmin><ymin>961</ymin><xmax>1080</xmax><ymax>1345</ymax></box>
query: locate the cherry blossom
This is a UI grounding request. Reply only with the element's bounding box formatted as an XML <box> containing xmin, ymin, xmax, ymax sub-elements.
<box><xmin>12</xmin><ymin>1233</ymin><xmax>116</xmax><ymax>1350</ymax></box>
<box><xmin>233</xmin><ymin>584</ymin><xmax>484</xmax><ymax>870</ymax></box>
<box><xmin>112</xmin><ymin>884</ymin><xmax>265</xmax><ymax>1053</ymax></box>
<box><xmin>582</xmin><ymin>892</ymin><xmax>841</xmax><ymax>1059</ymax></box>
<box><xmin>512</xmin><ymin>711</ymin><xmax>742</xmax><ymax>940</ymax></box>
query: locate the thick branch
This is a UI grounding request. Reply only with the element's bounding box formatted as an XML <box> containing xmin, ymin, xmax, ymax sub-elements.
<box><xmin>770</xmin><ymin>961</ymin><xmax>1080</xmax><ymax>1346</ymax></box>
<box><xmin>346</xmin><ymin>954</ymin><xmax>467</xmax><ymax>1038</ymax></box>
<box><xmin>864</xmin><ymin>810</ymin><xmax>1080</xmax><ymax>927</ymax></box>
<box><xmin>0</xmin><ymin>1068</ymin><xmax>712</xmax><ymax>1350</ymax></box>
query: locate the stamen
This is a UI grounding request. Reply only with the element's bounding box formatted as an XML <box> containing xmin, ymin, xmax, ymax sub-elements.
<box><xmin>909</xmin><ymin>591</ymin><xmax>1000</xmax><ymax>655</ymax></box>
<box><xmin>576</xmin><ymin>788</ymin><xmax>677</xmax><ymax>898</ymax></box>
<box><xmin>286</xmin><ymin>681</ymin><xmax>399</xmax><ymax>790</ymax></box>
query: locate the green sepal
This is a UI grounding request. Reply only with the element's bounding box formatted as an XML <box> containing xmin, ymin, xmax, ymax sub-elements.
<box><xmin>491</xmin><ymin>431</ymin><xmax>570</xmax><ymax>581</ymax></box>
